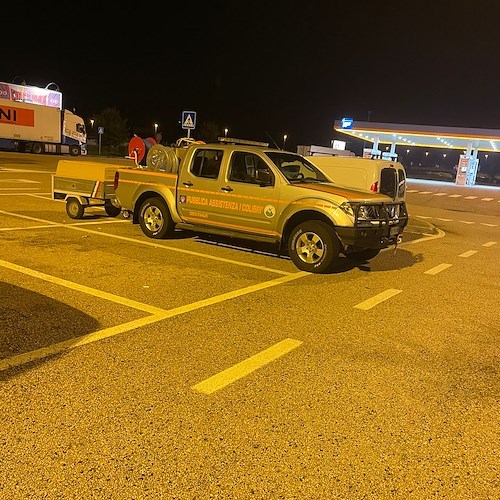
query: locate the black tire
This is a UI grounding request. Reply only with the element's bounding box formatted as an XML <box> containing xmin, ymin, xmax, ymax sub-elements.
<box><xmin>69</xmin><ymin>145</ymin><xmax>81</xmax><ymax>156</ymax></box>
<box><xmin>288</xmin><ymin>220</ymin><xmax>340</xmax><ymax>273</ymax></box>
<box><xmin>138</xmin><ymin>197</ymin><xmax>173</xmax><ymax>239</ymax></box>
<box><xmin>66</xmin><ymin>198</ymin><xmax>84</xmax><ymax>219</ymax></box>
<box><xmin>104</xmin><ymin>201</ymin><xmax>121</xmax><ymax>217</ymax></box>
<box><xmin>31</xmin><ymin>143</ymin><xmax>43</xmax><ymax>154</ymax></box>
<box><xmin>346</xmin><ymin>248</ymin><xmax>381</xmax><ymax>262</ymax></box>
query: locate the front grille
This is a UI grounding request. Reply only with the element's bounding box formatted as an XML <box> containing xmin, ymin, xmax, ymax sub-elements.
<box><xmin>354</xmin><ymin>202</ymin><xmax>408</xmax><ymax>227</ymax></box>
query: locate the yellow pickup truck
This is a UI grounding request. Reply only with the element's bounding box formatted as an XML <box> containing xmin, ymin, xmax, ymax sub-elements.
<box><xmin>113</xmin><ymin>138</ymin><xmax>408</xmax><ymax>273</ymax></box>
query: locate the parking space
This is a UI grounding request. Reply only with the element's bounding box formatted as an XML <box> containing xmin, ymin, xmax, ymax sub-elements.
<box><xmin>0</xmin><ymin>186</ymin><xmax>388</xmax><ymax>360</ymax></box>
<box><xmin>2</xmin><ymin>177</ymin><xmax>499</xmax><ymax>499</ymax></box>
<box><xmin>0</xmin><ymin>191</ymin><xmax>312</xmax><ymax>371</ymax></box>
<box><xmin>0</xmin><ymin>187</ymin><xmax>436</xmax><ymax>375</ymax></box>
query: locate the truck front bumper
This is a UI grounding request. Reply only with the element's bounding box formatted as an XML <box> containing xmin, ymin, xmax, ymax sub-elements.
<box><xmin>336</xmin><ymin>222</ymin><xmax>406</xmax><ymax>250</ymax></box>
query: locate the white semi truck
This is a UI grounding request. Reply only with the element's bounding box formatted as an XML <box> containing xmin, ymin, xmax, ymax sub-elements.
<box><xmin>0</xmin><ymin>81</ymin><xmax>87</xmax><ymax>156</ymax></box>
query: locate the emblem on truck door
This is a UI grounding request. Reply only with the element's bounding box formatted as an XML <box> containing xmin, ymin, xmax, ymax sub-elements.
<box><xmin>264</xmin><ymin>205</ymin><xmax>276</xmax><ymax>218</ymax></box>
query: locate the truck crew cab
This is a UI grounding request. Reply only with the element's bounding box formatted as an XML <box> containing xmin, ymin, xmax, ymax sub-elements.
<box><xmin>114</xmin><ymin>138</ymin><xmax>408</xmax><ymax>273</ymax></box>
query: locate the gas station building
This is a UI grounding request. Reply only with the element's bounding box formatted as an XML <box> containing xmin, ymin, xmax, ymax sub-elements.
<box><xmin>333</xmin><ymin>119</ymin><xmax>500</xmax><ymax>186</ymax></box>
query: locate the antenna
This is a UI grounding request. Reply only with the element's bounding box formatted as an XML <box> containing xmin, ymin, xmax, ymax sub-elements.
<box><xmin>264</xmin><ymin>130</ymin><xmax>281</xmax><ymax>150</ymax></box>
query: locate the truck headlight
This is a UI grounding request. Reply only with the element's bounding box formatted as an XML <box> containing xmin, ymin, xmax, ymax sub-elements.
<box><xmin>339</xmin><ymin>202</ymin><xmax>355</xmax><ymax>217</ymax></box>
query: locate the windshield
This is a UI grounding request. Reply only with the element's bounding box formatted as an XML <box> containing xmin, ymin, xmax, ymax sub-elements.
<box><xmin>265</xmin><ymin>152</ymin><xmax>329</xmax><ymax>183</ymax></box>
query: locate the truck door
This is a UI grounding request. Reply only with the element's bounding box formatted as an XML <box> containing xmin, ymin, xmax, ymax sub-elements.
<box><xmin>177</xmin><ymin>147</ymin><xmax>225</xmax><ymax>227</ymax></box>
<box><xmin>215</xmin><ymin>151</ymin><xmax>281</xmax><ymax>239</ymax></box>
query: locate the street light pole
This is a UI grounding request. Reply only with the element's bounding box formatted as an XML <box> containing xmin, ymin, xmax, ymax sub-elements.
<box><xmin>224</xmin><ymin>128</ymin><xmax>228</xmax><ymax>138</ymax></box>
<box><xmin>283</xmin><ymin>134</ymin><xmax>287</xmax><ymax>150</ymax></box>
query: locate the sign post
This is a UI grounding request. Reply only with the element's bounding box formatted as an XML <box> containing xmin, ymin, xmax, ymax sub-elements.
<box><xmin>98</xmin><ymin>127</ymin><xmax>104</xmax><ymax>155</ymax></box>
<box><xmin>181</xmin><ymin>111</ymin><xmax>196</xmax><ymax>138</ymax></box>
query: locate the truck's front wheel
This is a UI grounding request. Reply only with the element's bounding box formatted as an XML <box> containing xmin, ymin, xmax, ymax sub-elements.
<box><xmin>69</xmin><ymin>145</ymin><xmax>81</xmax><ymax>156</ymax></box>
<box><xmin>288</xmin><ymin>221</ymin><xmax>340</xmax><ymax>273</ymax></box>
<box><xmin>139</xmin><ymin>197</ymin><xmax>173</xmax><ymax>238</ymax></box>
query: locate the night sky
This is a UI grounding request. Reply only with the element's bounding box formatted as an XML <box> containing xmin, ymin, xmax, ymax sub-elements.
<box><xmin>2</xmin><ymin>1</ymin><xmax>500</xmax><ymax>159</ymax></box>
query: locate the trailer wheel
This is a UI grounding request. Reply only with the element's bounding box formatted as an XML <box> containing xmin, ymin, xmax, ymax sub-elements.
<box><xmin>139</xmin><ymin>197</ymin><xmax>174</xmax><ymax>239</ymax></box>
<box><xmin>288</xmin><ymin>220</ymin><xmax>340</xmax><ymax>273</ymax></box>
<box><xmin>66</xmin><ymin>197</ymin><xmax>84</xmax><ymax>219</ymax></box>
<box><xmin>69</xmin><ymin>145</ymin><xmax>81</xmax><ymax>156</ymax></box>
<box><xmin>31</xmin><ymin>143</ymin><xmax>43</xmax><ymax>154</ymax></box>
<box><xmin>104</xmin><ymin>201</ymin><xmax>121</xmax><ymax>217</ymax></box>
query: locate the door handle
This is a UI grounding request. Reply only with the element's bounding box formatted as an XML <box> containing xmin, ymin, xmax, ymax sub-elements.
<box><xmin>183</xmin><ymin>181</ymin><xmax>193</xmax><ymax>187</ymax></box>
<box><xmin>221</xmin><ymin>186</ymin><xmax>233</xmax><ymax>192</ymax></box>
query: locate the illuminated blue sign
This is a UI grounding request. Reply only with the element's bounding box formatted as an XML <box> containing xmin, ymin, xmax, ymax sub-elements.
<box><xmin>181</xmin><ymin>111</ymin><xmax>196</xmax><ymax>130</ymax></box>
<box><xmin>340</xmin><ymin>117</ymin><xmax>354</xmax><ymax>129</ymax></box>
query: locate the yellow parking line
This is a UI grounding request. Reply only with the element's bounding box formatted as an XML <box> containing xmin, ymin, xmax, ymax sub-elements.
<box><xmin>0</xmin><ymin>209</ymin><xmax>291</xmax><ymax>275</ymax></box>
<box><xmin>459</xmin><ymin>250</ymin><xmax>478</xmax><ymax>257</ymax></box>
<box><xmin>425</xmin><ymin>263</ymin><xmax>452</xmax><ymax>275</ymax></box>
<box><xmin>192</xmin><ymin>338</ymin><xmax>303</xmax><ymax>394</ymax></box>
<box><xmin>0</xmin><ymin>259</ymin><xmax>167</xmax><ymax>315</ymax></box>
<box><xmin>0</xmin><ymin>270</ymin><xmax>308</xmax><ymax>372</ymax></box>
<box><xmin>403</xmin><ymin>228</ymin><xmax>446</xmax><ymax>245</ymax></box>
<box><xmin>0</xmin><ymin>316</ymin><xmax>165</xmax><ymax>371</ymax></box>
<box><xmin>354</xmin><ymin>289</ymin><xmax>402</xmax><ymax>310</ymax></box>
<box><xmin>0</xmin><ymin>209</ymin><xmax>60</xmax><ymax>225</ymax></box>
<box><xmin>66</xmin><ymin>225</ymin><xmax>293</xmax><ymax>275</ymax></box>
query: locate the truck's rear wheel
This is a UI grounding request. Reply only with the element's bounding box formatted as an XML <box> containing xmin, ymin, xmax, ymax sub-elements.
<box><xmin>346</xmin><ymin>248</ymin><xmax>381</xmax><ymax>262</ymax></box>
<box><xmin>139</xmin><ymin>197</ymin><xmax>173</xmax><ymax>238</ymax></box>
<box><xmin>31</xmin><ymin>143</ymin><xmax>43</xmax><ymax>154</ymax></box>
<box><xmin>288</xmin><ymin>220</ymin><xmax>340</xmax><ymax>273</ymax></box>
<box><xmin>66</xmin><ymin>197</ymin><xmax>84</xmax><ymax>219</ymax></box>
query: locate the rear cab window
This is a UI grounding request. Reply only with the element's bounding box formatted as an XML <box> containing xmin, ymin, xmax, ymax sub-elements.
<box><xmin>190</xmin><ymin>149</ymin><xmax>224</xmax><ymax>179</ymax></box>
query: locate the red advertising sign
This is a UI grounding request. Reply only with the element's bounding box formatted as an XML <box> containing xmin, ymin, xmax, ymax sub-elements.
<box><xmin>0</xmin><ymin>104</ymin><xmax>35</xmax><ymax>126</ymax></box>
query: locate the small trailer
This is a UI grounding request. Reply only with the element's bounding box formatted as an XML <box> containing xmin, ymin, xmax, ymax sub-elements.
<box><xmin>52</xmin><ymin>160</ymin><xmax>123</xmax><ymax>219</ymax></box>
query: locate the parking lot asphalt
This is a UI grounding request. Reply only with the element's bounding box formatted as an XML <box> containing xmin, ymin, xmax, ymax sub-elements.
<box><xmin>0</xmin><ymin>159</ymin><xmax>498</xmax><ymax>499</ymax></box>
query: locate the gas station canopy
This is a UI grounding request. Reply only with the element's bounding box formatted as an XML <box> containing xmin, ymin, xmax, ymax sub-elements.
<box><xmin>334</xmin><ymin>119</ymin><xmax>500</xmax><ymax>153</ymax></box>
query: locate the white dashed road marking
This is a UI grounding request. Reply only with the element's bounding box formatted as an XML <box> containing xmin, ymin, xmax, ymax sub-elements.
<box><xmin>482</xmin><ymin>241</ymin><xmax>497</xmax><ymax>247</ymax></box>
<box><xmin>354</xmin><ymin>289</ymin><xmax>403</xmax><ymax>310</ymax></box>
<box><xmin>192</xmin><ymin>338</ymin><xmax>303</xmax><ymax>394</ymax></box>
<box><xmin>459</xmin><ymin>250</ymin><xmax>478</xmax><ymax>258</ymax></box>
<box><xmin>425</xmin><ymin>264</ymin><xmax>452</xmax><ymax>275</ymax></box>
<box><xmin>0</xmin><ymin>179</ymin><xmax>40</xmax><ymax>184</ymax></box>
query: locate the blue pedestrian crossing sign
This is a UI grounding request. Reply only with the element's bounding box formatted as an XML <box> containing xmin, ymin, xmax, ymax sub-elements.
<box><xmin>181</xmin><ymin>111</ymin><xmax>196</xmax><ymax>130</ymax></box>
